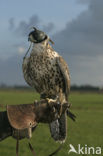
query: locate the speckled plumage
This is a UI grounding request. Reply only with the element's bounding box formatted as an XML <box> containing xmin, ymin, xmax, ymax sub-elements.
<box><xmin>22</xmin><ymin>39</ymin><xmax>70</xmax><ymax>142</ymax></box>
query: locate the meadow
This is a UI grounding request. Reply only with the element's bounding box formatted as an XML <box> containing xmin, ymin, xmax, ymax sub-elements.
<box><xmin>0</xmin><ymin>89</ymin><xmax>103</xmax><ymax>156</ymax></box>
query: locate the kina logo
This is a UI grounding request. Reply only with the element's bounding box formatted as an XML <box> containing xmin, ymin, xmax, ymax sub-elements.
<box><xmin>68</xmin><ymin>144</ymin><xmax>102</xmax><ymax>155</ymax></box>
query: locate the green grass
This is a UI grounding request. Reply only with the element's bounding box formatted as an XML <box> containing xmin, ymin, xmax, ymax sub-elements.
<box><xmin>0</xmin><ymin>90</ymin><xmax>103</xmax><ymax>156</ymax></box>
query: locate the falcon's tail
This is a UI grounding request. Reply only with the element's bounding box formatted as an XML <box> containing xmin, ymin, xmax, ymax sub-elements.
<box><xmin>49</xmin><ymin>112</ymin><xmax>67</xmax><ymax>143</ymax></box>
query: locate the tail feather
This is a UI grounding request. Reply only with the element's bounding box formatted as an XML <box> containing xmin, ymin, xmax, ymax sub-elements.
<box><xmin>58</xmin><ymin>112</ymin><xmax>67</xmax><ymax>142</ymax></box>
<box><xmin>49</xmin><ymin>113</ymin><xmax>67</xmax><ymax>143</ymax></box>
<box><xmin>49</xmin><ymin>120</ymin><xmax>60</xmax><ymax>141</ymax></box>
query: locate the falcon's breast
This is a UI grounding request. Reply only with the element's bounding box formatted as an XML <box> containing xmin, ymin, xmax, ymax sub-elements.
<box><xmin>22</xmin><ymin>42</ymin><xmax>70</xmax><ymax>102</ymax></box>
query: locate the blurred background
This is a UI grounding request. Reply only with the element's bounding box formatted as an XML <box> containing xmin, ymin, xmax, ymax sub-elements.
<box><xmin>0</xmin><ymin>0</ymin><xmax>103</xmax><ymax>88</ymax></box>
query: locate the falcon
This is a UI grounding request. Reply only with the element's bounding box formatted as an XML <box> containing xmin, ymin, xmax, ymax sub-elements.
<box><xmin>22</xmin><ymin>28</ymin><xmax>75</xmax><ymax>143</ymax></box>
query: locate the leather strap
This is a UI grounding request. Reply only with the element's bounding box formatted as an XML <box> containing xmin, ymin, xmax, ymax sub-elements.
<box><xmin>48</xmin><ymin>144</ymin><xmax>62</xmax><ymax>156</ymax></box>
<box><xmin>16</xmin><ymin>139</ymin><xmax>19</xmax><ymax>156</ymax></box>
<box><xmin>28</xmin><ymin>142</ymin><xmax>36</xmax><ymax>156</ymax></box>
<box><xmin>16</xmin><ymin>139</ymin><xmax>62</xmax><ymax>156</ymax></box>
<box><xmin>29</xmin><ymin>142</ymin><xmax>62</xmax><ymax>156</ymax></box>
<box><xmin>16</xmin><ymin>131</ymin><xmax>19</xmax><ymax>156</ymax></box>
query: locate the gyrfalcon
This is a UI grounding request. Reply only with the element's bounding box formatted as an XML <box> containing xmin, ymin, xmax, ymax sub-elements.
<box><xmin>22</xmin><ymin>28</ymin><xmax>75</xmax><ymax>143</ymax></box>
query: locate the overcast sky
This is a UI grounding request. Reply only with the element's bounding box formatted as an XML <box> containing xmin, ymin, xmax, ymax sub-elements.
<box><xmin>0</xmin><ymin>0</ymin><xmax>103</xmax><ymax>87</ymax></box>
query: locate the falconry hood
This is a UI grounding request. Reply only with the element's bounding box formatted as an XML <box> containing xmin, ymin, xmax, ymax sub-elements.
<box><xmin>28</xmin><ymin>27</ymin><xmax>54</xmax><ymax>44</ymax></box>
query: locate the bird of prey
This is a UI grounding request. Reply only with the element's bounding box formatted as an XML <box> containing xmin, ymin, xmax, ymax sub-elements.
<box><xmin>22</xmin><ymin>27</ymin><xmax>75</xmax><ymax>143</ymax></box>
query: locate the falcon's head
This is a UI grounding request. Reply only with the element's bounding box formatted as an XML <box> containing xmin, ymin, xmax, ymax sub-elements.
<box><xmin>28</xmin><ymin>27</ymin><xmax>54</xmax><ymax>44</ymax></box>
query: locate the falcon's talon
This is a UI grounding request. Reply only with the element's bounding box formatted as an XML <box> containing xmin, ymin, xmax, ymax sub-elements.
<box><xmin>46</xmin><ymin>98</ymin><xmax>57</xmax><ymax>103</ymax></box>
<box><xmin>34</xmin><ymin>100</ymin><xmax>38</xmax><ymax>103</ymax></box>
<box><xmin>58</xmin><ymin>115</ymin><xmax>60</xmax><ymax>118</ymax></box>
<box><xmin>57</xmin><ymin>102</ymin><xmax>60</xmax><ymax>105</ymax></box>
<box><xmin>34</xmin><ymin>100</ymin><xmax>38</xmax><ymax>106</ymax></box>
<box><xmin>46</xmin><ymin>98</ymin><xmax>51</xmax><ymax>103</ymax></box>
<box><xmin>52</xmin><ymin>107</ymin><xmax>56</xmax><ymax>113</ymax></box>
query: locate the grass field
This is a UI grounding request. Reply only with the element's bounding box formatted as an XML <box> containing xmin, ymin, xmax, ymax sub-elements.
<box><xmin>0</xmin><ymin>89</ymin><xmax>103</xmax><ymax>156</ymax></box>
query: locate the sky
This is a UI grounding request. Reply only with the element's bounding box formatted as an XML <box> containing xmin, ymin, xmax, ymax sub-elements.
<box><xmin>0</xmin><ymin>0</ymin><xmax>103</xmax><ymax>87</ymax></box>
